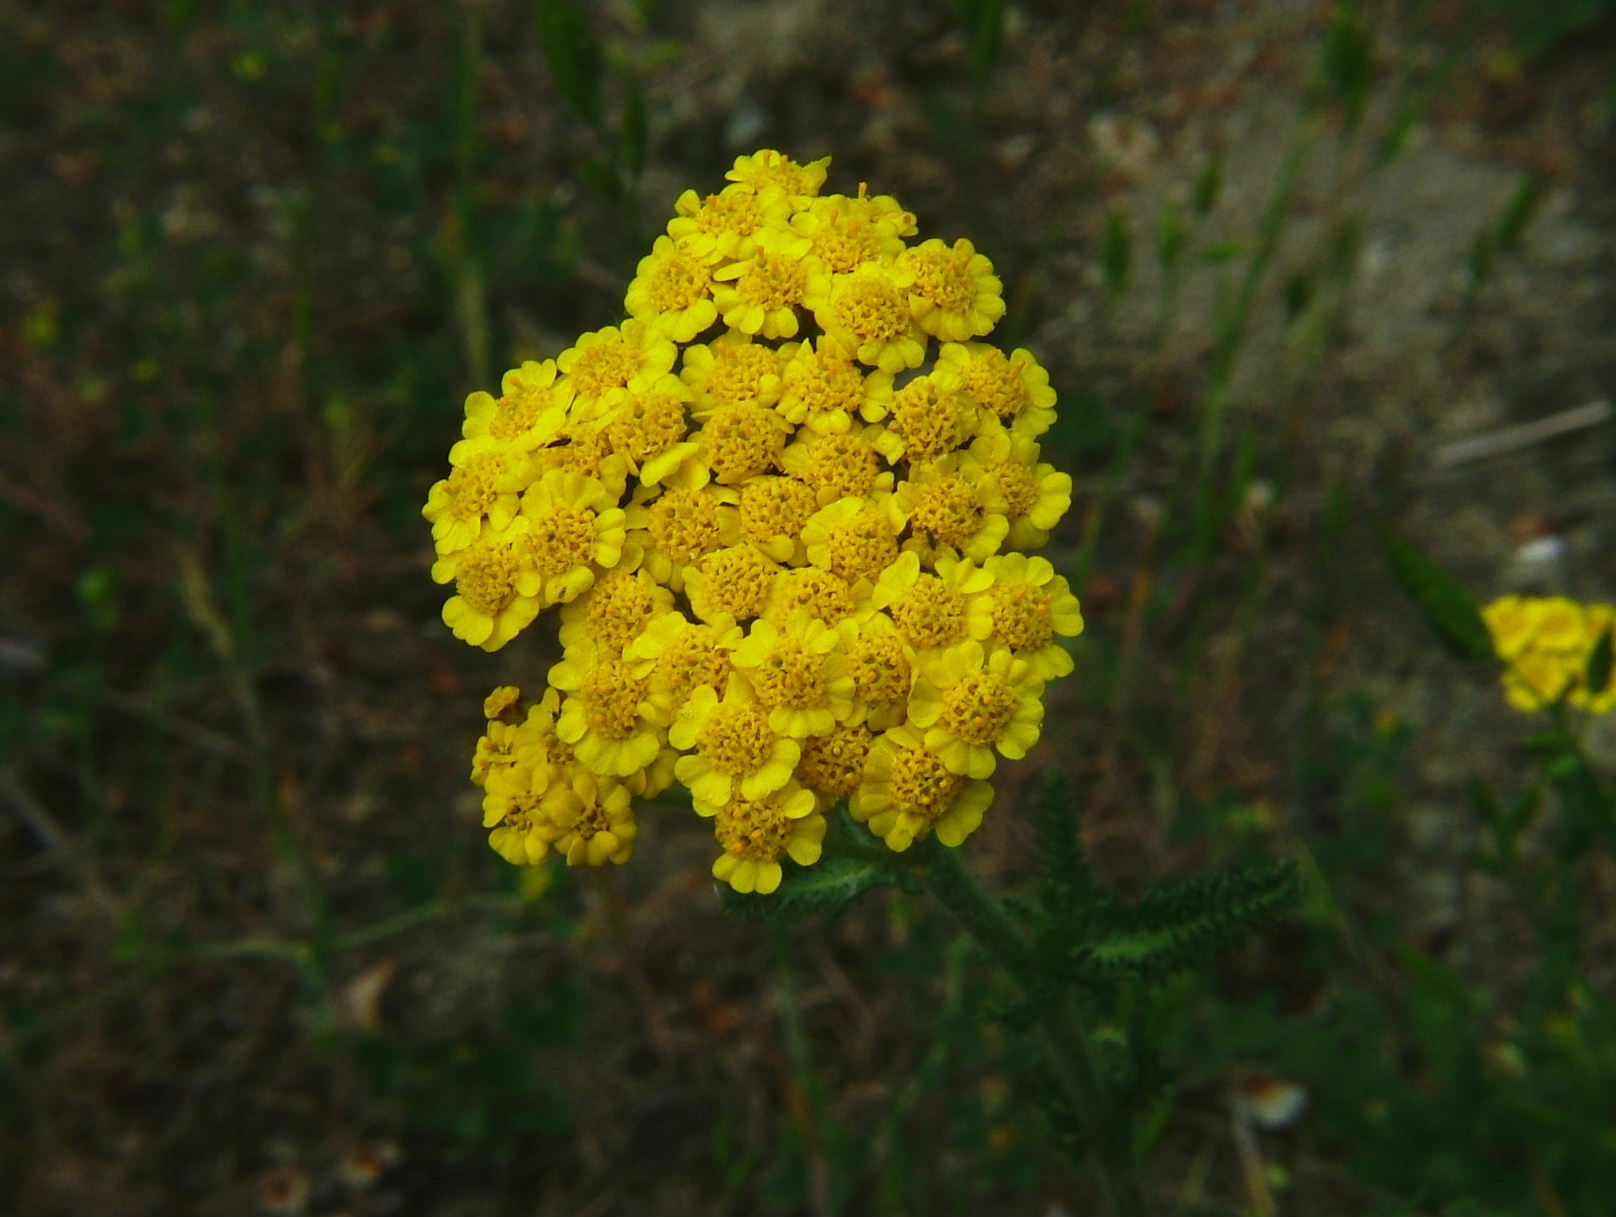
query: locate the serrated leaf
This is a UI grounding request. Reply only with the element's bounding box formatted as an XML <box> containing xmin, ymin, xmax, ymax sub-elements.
<box><xmin>1375</xmin><ymin>524</ymin><xmax>1494</xmax><ymax>663</ymax></box>
<box><xmin>1033</xmin><ymin>770</ymin><xmax>1092</xmax><ymax>925</ymax></box>
<box><xmin>1079</xmin><ymin>862</ymin><xmax>1300</xmax><ymax>980</ymax></box>
<box><xmin>533</xmin><ymin>0</ymin><xmax>604</xmax><ymax>128</ymax></box>
<box><xmin>717</xmin><ymin>852</ymin><xmax>901</xmax><ymax>923</ymax></box>
<box><xmin>1586</xmin><ymin>623</ymin><xmax>1613</xmax><ymax>696</ymax></box>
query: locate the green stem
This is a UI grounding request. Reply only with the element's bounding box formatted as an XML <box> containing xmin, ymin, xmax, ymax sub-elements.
<box><xmin>918</xmin><ymin>843</ymin><xmax>1145</xmax><ymax>1217</ymax></box>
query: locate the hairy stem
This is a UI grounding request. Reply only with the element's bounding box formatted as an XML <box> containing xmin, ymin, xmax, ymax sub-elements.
<box><xmin>919</xmin><ymin>842</ymin><xmax>1145</xmax><ymax>1217</ymax></box>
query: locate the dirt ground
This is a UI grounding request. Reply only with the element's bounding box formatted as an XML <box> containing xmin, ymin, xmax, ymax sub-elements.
<box><xmin>3</xmin><ymin>0</ymin><xmax>1615</xmax><ymax>1214</ymax></box>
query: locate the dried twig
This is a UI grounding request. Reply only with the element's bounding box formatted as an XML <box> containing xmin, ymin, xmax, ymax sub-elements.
<box><xmin>1432</xmin><ymin>400</ymin><xmax>1611</xmax><ymax>469</ymax></box>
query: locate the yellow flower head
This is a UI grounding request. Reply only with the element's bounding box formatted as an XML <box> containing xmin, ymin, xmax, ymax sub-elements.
<box><xmin>460</xmin><ymin>360</ymin><xmax>571</xmax><ymax>451</ymax></box>
<box><xmin>1484</xmin><ymin>595</ymin><xmax>1616</xmax><ymax>715</ymax></box>
<box><xmin>838</xmin><ymin>612</ymin><xmax>915</xmax><ymax>729</ymax></box>
<box><xmin>556</xmin><ymin>554</ymin><xmax>672</xmax><ymax>656</ymax></box>
<box><xmin>668</xmin><ymin>183</ymin><xmax>789</xmax><ymax>264</ymax></box>
<box><xmin>682</xmin><ymin>331</ymin><xmax>786</xmax><ymax>414</ymax></box>
<box><xmin>791</xmin><ymin>190</ymin><xmax>913</xmax><ymax>274</ymax></box>
<box><xmin>805</xmin><ymin>266</ymin><xmax>927</xmax><ymax>374</ymax></box>
<box><xmin>711</xmin><ymin>225</ymin><xmax>818</xmax><ymax>339</ymax></box>
<box><xmin>483</xmin><ymin>759</ymin><xmax>565</xmax><ymax>866</ymax></box>
<box><xmin>625</xmin><ymin>234</ymin><xmax>719</xmax><ymax>342</ymax></box>
<box><xmin>432</xmin><ymin>524</ymin><xmax>542</xmax><ymax>652</ymax></box>
<box><xmin>516</xmin><ymin>468</ymin><xmax>627</xmax><ymax>608</ymax></box>
<box><xmin>625</xmin><ymin>466</ymin><xmax>742</xmax><ymax>591</ymax></box>
<box><xmin>532</xmin><ymin>419</ymin><xmax>631</xmax><ymax>502</ymax></box>
<box><xmin>599</xmin><ymin>373</ymin><xmax>699</xmax><ymax>486</ymax></box>
<box><xmin>550</xmin><ymin>637</ymin><xmax>666</xmax><ymax>780</ymax></box>
<box><xmin>704</xmin><ymin>781</ymin><xmax>825</xmax><ymax>895</ymax></box>
<box><xmin>542</xmin><ymin>769</ymin><xmax>639</xmax><ymax>867</ymax></box>
<box><xmin>699</xmin><ymin>401</ymin><xmax>793</xmax><ymax>486</ymax></box>
<box><xmin>796</xmin><ymin>722</ymin><xmax>877</xmax><ymax>801</ymax></box>
<box><xmin>423</xmin><ymin>435</ymin><xmax>532</xmax><ymax>556</ymax></box>
<box><xmin>765</xmin><ymin>566</ymin><xmax>864</xmax><ymax>629</ymax></box>
<box><xmin>739</xmin><ymin>475</ymin><xmax>820</xmax><ymax>563</ymax></box>
<box><xmin>557</xmin><ymin>320</ymin><xmax>679</xmax><ymax>418</ymax></box>
<box><xmin>872</xmin><ymin>551</ymin><xmax>995</xmax><ymax>655</ymax></box>
<box><xmin>802</xmin><ymin>494</ymin><xmax>906</xmax><ymax>585</ymax></box>
<box><xmin>895</xmin><ymin>453</ymin><xmax>1009</xmax><ymax>566</ymax></box>
<box><xmin>871</xmin><ymin>367</ymin><xmax>976</xmax><ymax>465</ymax></box>
<box><xmin>429</xmin><ymin>150</ymin><xmax>1081</xmax><ymax>886</ymax></box>
<box><xmin>670</xmin><ymin>681</ymin><xmax>800</xmax><ymax>806</ymax></box>
<box><xmin>780</xmin><ymin>424</ymin><xmax>894</xmax><ymax>507</ymax></box>
<box><xmin>981</xmin><ymin>553</ymin><xmax>1084</xmax><ymax>681</ymax></box>
<box><xmin>938</xmin><ymin>342</ymin><xmax>1057</xmax><ymax>439</ymax></box>
<box><xmin>725</xmin><ymin>149</ymin><xmax>831</xmax><ymax>201</ymax></box>
<box><xmin>776</xmin><ymin>337</ymin><xmax>877</xmax><ymax>435</ymax></box>
<box><xmin>685</xmin><ymin>543</ymin><xmax>782</xmax><ymax>624</ymax></box>
<box><xmin>907</xmin><ymin>640</ymin><xmax>1045</xmax><ymax>779</ymax></box>
<box><xmin>627</xmin><ymin>608</ymin><xmax>742</xmax><ymax>712</ymax></box>
<box><xmin>731</xmin><ymin>614</ymin><xmax>855</xmax><ymax>739</ymax></box>
<box><xmin>971</xmin><ymin>423</ymin><xmax>1073</xmax><ymax>550</ymax></box>
<box><xmin>893</xmin><ymin>237</ymin><xmax>1006</xmax><ymax>342</ymax></box>
<box><xmin>851</xmin><ymin>724</ymin><xmax>994</xmax><ymax>851</ymax></box>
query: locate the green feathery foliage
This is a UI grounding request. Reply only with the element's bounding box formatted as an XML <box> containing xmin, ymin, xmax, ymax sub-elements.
<box><xmin>1033</xmin><ymin>769</ymin><xmax>1096</xmax><ymax>926</ymax></box>
<box><xmin>1029</xmin><ymin>771</ymin><xmax>1299</xmax><ymax>982</ymax></box>
<box><xmin>1062</xmin><ymin>862</ymin><xmax>1300</xmax><ymax>982</ymax></box>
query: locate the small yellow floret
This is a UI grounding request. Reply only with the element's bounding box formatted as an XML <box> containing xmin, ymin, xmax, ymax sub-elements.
<box><xmin>711</xmin><ymin>227</ymin><xmax>815</xmax><ymax>339</ymax></box>
<box><xmin>626</xmin><ymin>235</ymin><xmax>719</xmax><ymax>342</ymax></box>
<box><xmin>685</xmin><ymin>543</ymin><xmax>781</xmax><ymax>623</ymax></box>
<box><xmin>796</xmin><ymin>722</ymin><xmax>875</xmax><ymax>799</ymax></box>
<box><xmin>707</xmin><ymin>782</ymin><xmax>826</xmax><ymax>895</ymax></box>
<box><xmin>908</xmin><ymin>641</ymin><xmax>1045</xmax><ymax>778</ymax></box>
<box><xmin>852</xmin><ymin>724</ymin><xmax>994</xmax><ymax>851</ymax></box>
<box><xmin>731</xmin><ymin>616</ymin><xmax>855</xmax><ymax>738</ymax></box>
<box><xmin>894</xmin><ymin>237</ymin><xmax>1006</xmax><ymax>341</ymax></box>
<box><xmin>802</xmin><ymin>496</ymin><xmax>904</xmax><ymax>584</ymax></box>
<box><xmin>700</xmin><ymin>403</ymin><xmax>792</xmax><ymax>485</ymax></box>
<box><xmin>726</xmin><ymin>149</ymin><xmax>830</xmax><ymax>200</ymax></box>
<box><xmin>808</xmin><ymin>267</ymin><xmax>926</xmax><ymax>374</ymax></box>
<box><xmin>543</xmin><ymin>770</ymin><xmax>639</xmax><ymax>867</ymax></box>
<box><xmin>739</xmin><ymin>476</ymin><xmax>819</xmax><ymax>562</ymax></box>
<box><xmin>670</xmin><ymin>684</ymin><xmax>799</xmax><ymax>805</ymax></box>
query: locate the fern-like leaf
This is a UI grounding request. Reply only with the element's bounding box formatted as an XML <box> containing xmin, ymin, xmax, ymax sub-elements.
<box><xmin>1033</xmin><ymin>769</ymin><xmax>1095</xmax><ymax>924</ymax></box>
<box><xmin>1069</xmin><ymin>861</ymin><xmax>1300</xmax><ymax>981</ymax></box>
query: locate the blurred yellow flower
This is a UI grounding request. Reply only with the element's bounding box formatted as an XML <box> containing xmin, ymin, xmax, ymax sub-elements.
<box><xmin>1484</xmin><ymin>595</ymin><xmax>1615</xmax><ymax>714</ymax></box>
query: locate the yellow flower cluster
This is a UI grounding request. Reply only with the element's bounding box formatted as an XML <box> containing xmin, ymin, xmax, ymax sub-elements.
<box><xmin>425</xmin><ymin>150</ymin><xmax>1082</xmax><ymax>894</ymax></box>
<box><xmin>1483</xmin><ymin>595</ymin><xmax>1616</xmax><ymax>715</ymax></box>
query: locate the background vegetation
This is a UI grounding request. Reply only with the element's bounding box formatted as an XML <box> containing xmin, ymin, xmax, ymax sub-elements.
<box><xmin>3</xmin><ymin>0</ymin><xmax>1615</xmax><ymax>1213</ymax></box>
